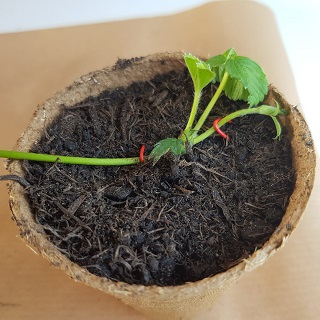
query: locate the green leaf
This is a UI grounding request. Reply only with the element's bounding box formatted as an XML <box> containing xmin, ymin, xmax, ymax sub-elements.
<box><xmin>258</xmin><ymin>101</ymin><xmax>286</xmax><ymax>117</ymax></box>
<box><xmin>223</xmin><ymin>78</ymin><xmax>249</xmax><ymax>101</ymax></box>
<box><xmin>184</xmin><ymin>54</ymin><xmax>215</xmax><ymax>92</ymax></box>
<box><xmin>225</xmin><ymin>56</ymin><xmax>268</xmax><ymax>107</ymax></box>
<box><xmin>150</xmin><ymin>138</ymin><xmax>186</xmax><ymax>164</ymax></box>
<box><xmin>270</xmin><ymin>116</ymin><xmax>282</xmax><ymax>140</ymax></box>
<box><xmin>206</xmin><ymin>48</ymin><xmax>238</xmax><ymax>82</ymax></box>
<box><xmin>223</xmin><ymin>48</ymin><xmax>238</xmax><ymax>60</ymax></box>
<box><xmin>262</xmin><ymin>101</ymin><xmax>284</xmax><ymax>139</ymax></box>
<box><xmin>256</xmin><ymin>101</ymin><xmax>285</xmax><ymax>139</ymax></box>
<box><xmin>273</xmin><ymin>100</ymin><xmax>287</xmax><ymax>116</ymax></box>
<box><xmin>206</xmin><ymin>55</ymin><xmax>225</xmax><ymax>83</ymax></box>
<box><xmin>206</xmin><ymin>54</ymin><xmax>226</xmax><ymax>68</ymax></box>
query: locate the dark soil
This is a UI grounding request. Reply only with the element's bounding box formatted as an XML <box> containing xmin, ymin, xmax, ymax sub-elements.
<box><xmin>23</xmin><ymin>66</ymin><xmax>295</xmax><ymax>286</ymax></box>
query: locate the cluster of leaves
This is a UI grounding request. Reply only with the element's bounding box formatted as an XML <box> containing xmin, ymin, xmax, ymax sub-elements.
<box><xmin>150</xmin><ymin>48</ymin><xmax>285</xmax><ymax>164</ymax></box>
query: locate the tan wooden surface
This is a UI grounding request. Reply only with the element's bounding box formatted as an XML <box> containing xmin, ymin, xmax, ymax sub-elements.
<box><xmin>0</xmin><ymin>2</ymin><xmax>319</xmax><ymax>319</ymax></box>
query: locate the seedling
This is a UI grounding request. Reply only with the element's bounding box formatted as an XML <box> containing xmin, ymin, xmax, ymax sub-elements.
<box><xmin>0</xmin><ymin>48</ymin><xmax>285</xmax><ymax>167</ymax></box>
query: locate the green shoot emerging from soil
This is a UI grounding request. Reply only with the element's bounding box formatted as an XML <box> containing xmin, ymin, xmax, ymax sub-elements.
<box><xmin>150</xmin><ymin>48</ymin><xmax>285</xmax><ymax>163</ymax></box>
<box><xmin>0</xmin><ymin>48</ymin><xmax>285</xmax><ymax>167</ymax></box>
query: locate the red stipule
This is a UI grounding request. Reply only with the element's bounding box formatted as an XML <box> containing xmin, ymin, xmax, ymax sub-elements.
<box><xmin>213</xmin><ymin>118</ymin><xmax>232</xmax><ymax>141</ymax></box>
<box><xmin>139</xmin><ymin>145</ymin><xmax>146</xmax><ymax>162</ymax></box>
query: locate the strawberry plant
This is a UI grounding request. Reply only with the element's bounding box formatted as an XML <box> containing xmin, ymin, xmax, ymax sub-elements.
<box><xmin>0</xmin><ymin>48</ymin><xmax>285</xmax><ymax>166</ymax></box>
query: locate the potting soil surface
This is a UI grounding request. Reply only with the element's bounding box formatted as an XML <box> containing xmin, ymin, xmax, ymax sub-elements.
<box><xmin>24</xmin><ymin>66</ymin><xmax>295</xmax><ymax>286</ymax></box>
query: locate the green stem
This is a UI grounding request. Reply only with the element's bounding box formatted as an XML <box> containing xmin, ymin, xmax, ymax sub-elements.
<box><xmin>193</xmin><ymin>105</ymin><xmax>280</xmax><ymax>145</ymax></box>
<box><xmin>183</xmin><ymin>89</ymin><xmax>201</xmax><ymax>136</ymax></box>
<box><xmin>193</xmin><ymin>71</ymin><xmax>229</xmax><ymax>132</ymax></box>
<box><xmin>0</xmin><ymin>150</ymin><xmax>140</xmax><ymax>166</ymax></box>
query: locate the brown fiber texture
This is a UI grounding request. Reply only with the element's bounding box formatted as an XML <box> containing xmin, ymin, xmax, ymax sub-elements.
<box><xmin>7</xmin><ymin>53</ymin><xmax>316</xmax><ymax>320</ymax></box>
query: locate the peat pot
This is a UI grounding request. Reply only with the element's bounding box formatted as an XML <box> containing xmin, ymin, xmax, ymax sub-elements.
<box><xmin>5</xmin><ymin>52</ymin><xmax>316</xmax><ymax>320</ymax></box>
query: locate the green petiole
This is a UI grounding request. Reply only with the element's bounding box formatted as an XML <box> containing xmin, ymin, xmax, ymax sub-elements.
<box><xmin>0</xmin><ymin>150</ymin><xmax>140</xmax><ymax>166</ymax></box>
<box><xmin>193</xmin><ymin>71</ymin><xmax>230</xmax><ymax>133</ymax></box>
<box><xmin>184</xmin><ymin>90</ymin><xmax>201</xmax><ymax>135</ymax></box>
<box><xmin>193</xmin><ymin>104</ymin><xmax>285</xmax><ymax>145</ymax></box>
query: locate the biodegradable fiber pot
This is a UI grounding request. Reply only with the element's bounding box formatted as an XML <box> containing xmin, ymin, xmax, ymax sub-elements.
<box><xmin>6</xmin><ymin>52</ymin><xmax>316</xmax><ymax>320</ymax></box>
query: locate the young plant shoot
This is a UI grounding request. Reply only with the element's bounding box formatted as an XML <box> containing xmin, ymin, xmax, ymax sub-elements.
<box><xmin>150</xmin><ymin>48</ymin><xmax>285</xmax><ymax>163</ymax></box>
<box><xmin>0</xmin><ymin>48</ymin><xmax>285</xmax><ymax>166</ymax></box>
